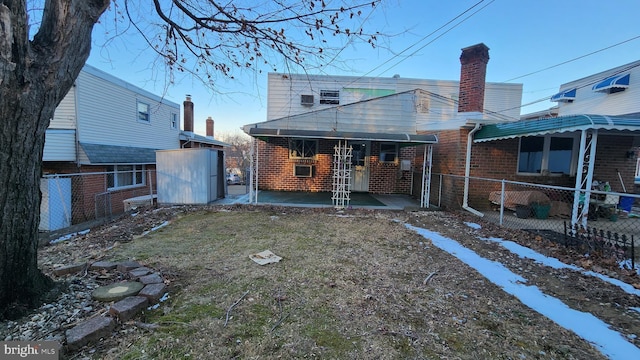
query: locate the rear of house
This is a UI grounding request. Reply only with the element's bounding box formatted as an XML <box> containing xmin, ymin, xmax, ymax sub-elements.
<box><xmin>244</xmin><ymin>43</ymin><xmax>523</xmax><ymax>198</ymax></box>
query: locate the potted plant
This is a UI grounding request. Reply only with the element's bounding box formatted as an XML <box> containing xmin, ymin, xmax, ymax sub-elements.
<box><xmin>531</xmin><ymin>201</ymin><xmax>551</xmax><ymax>219</ymax></box>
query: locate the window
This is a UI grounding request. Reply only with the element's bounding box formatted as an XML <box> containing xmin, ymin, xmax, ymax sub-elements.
<box><xmin>170</xmin><ymin>113</ymin><xmax>178</xmax><ymax>129</ymax></box>
<box><xmin>107</xmin><ymin>165</ymin><xmax>145</xmax><ymax>189</ymax></box>
<box><xmin>137</xmin><ymin>101</ymin><xmax>150</xmax><ymax>123</ymax></box>
<box><xmin>320</xmin><ymin>90</ymin><xmax>340</xmax><ymax>105</ymax></box>
<box><xmin>289</xmin><ymin>139</ymin><xmax>318</xmax><ymax>159</ymax></box>
<box><xmin>379</xmin><ymin>143</ymin><xmax>398</xmax><ymax>163</ymax></box>
<box><xmin>518</xmin><ymin>135</ymin><xmax>576</xmax><ymax>175</ymax></box>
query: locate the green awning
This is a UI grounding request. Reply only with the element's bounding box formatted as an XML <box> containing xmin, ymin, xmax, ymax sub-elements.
<box><xmin>474</xmin><ymin>114</ymin><xmax>640</xmax><ymax>142</ymax></box>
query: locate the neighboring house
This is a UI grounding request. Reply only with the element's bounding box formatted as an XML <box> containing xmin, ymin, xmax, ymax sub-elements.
<box><xmin>466</xmin><ymin>59</ymin><xmax>640</xmax><ymax>226</ymax></box>
<box><xmin>179</xmin><ymin>95</ymin><xmax>228</xmax><ymax>150</ymax></box>
<box><xmin>42</xmin><ymin>65</ymin><xmax>227</xmax><ymax>224</ymax></box>
<box><xmin>243</xmin><ymin>43</ymin><xmax>523</xmax><ymax>204</ymax></box>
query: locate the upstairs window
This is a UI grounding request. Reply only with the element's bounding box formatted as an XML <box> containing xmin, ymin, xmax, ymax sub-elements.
<box><xmin>320</xmin><ymin>90</ymin><xmax>340</xmax><ymax>105</ymax></box>
<box><xmin>137</xmin><ymin>101</ymin><xmax>150</xmax><ymax>123</ymax></box>
<box><xmin>289</xmin><ymin>139</ymin><xmax>318</xmax><ymax>159</ymax></box>
<box><xmin>170</xmin><ymin>113</ymin><xmax>178</xmax><ymax>129</ymax></box>
<box><xmin>518</xmin><ymin>135</ymin><xmax>576</xmax><ymax>175</ymax></box>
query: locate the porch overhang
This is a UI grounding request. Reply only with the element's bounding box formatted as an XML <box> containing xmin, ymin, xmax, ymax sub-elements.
<box><xmin>246</xmin><ymin>128</ymin><xmax>437</xmax><ymax>145</ymax></box>
<box><xmin>79</xmin><ymin>142</ymin><xmax>157</xmax><ymax>164</ymax></box>
<box><xmin>473</xmin><ymin>114</ymin><xmax>640</xmax><ymax>142</ymax></box>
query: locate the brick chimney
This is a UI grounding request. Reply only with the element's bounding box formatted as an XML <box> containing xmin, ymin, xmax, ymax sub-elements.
<box><xmin>183</xmin><ymin>95</ymin><xmax>194</xmax><ymax>132</ymax></box>
<box><xmin>458</xmin><ymin>43</ymin><xmax>489</xmax><ymax>113</ymax></box>
<box><xmin>206</xmin><ymin>116</ymin><xmax>214</xmax><ymax>138</ymax></box>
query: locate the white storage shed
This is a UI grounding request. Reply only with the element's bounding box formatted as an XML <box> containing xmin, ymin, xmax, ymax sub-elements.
<box><xmin>156</xmin><ymin>148</ymin><xmax>226</xmax><ymax>204</ymax></box>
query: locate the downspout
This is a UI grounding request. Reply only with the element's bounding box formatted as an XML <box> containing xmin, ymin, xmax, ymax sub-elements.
<box><xmin>463</xmin><ymin>122</ymin><xmax>484</xmax><ymax>217</ymax></box>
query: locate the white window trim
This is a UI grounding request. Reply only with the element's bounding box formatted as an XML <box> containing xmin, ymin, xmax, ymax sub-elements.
<box><xmin>517</xmin><ymin>134</ymin><xmax>579</xmax><ymax>176</ymax></box>
<box><xmin>137</xmin><ymin>101</ymin><xmax>150</xmax><ymax>123</ymax></box>
<box><xmin>170</xmin><ymin>113</ymin><xmax>178</xmax><ymax>130</ymax></box>
<box><xmin>107</xmin><ymin>165</ymin><xmax>146</xmax><ymax>190</ymax></box>
<box><xmin>289</xmin><ymin>139</ymin><xmax>318</xmax><ymax>160</ymax></box>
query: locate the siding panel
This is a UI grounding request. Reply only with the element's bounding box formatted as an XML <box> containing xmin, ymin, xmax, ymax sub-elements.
<box><xmin>75</xmin><ymin>67</ymin><xmax>181</xmax><ymax>151</ymax></box>
<box><xmin>265</xmin><ymin>73</ymin><xmax>523</xmax><ymax>132</ymax></box>
<box><xmin>50</xmin><ymin>86</ymin><xmax>76</xmax><ymax>129</ymax></box>
<box><xmin>43</xmin><ymin>129</ymin><xmax>76</xmax><ymax>161</ymax></box>
<box><xmin>556</xmin><ymin>60</ymin><xmax>640</xmax><ymax>116</ymax></box>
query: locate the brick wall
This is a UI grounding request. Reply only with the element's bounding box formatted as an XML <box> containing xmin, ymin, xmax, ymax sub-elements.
<box><xmin>256</xmin><ymin>138</ymin><xmax>416</xmax><ymax>194</ymax></box>
<box><xmin>421</xmin><ymin>132</ymin><xmax>638</xmax><ymax>210</ymax></box>
<box><xmin>42</xmin><ymin>163</ymin><xmax>157</xmax><ymax>224</ymax></box>
<box><xmin>592</xmin><ymin>135</ymin><xmax>637</xmax><ymax>193</ymax></box>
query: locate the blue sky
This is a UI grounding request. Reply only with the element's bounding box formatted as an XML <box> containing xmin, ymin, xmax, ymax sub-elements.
<box><xmin>86</xmin><ymin>0</ymin><xmax>640</xmax><ymax>137</ymax></box>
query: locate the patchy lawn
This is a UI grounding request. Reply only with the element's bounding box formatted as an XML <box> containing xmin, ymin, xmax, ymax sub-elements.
<box><xmin>6</xmin><ymin>206</ymin><xmax>640</xmax><ymax>359</ymax></box>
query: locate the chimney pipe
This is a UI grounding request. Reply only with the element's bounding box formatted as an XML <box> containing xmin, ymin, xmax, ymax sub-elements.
<box><xmin>206</xmin><ymin>116</ymin><xmax>214</xmax><ymax>138</ymax></box>
<box><xmin>458</xmin><ymin>43</ymin><xmax>489</xmax><ymax>113</ymax></box>
<box><xmin>183</xmin><ymin>95</ymin><xmax>194</xmax><ymax>132</ymax></box>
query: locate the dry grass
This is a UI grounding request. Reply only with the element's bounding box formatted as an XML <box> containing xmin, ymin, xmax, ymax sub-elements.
<box><xmin>79</xmin><ymin>207</ymin><xmax>615</xmax><ymax>360</ymax></box>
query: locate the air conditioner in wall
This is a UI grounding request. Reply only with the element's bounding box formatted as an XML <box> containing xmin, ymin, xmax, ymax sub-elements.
<box><xmin>301</xmin><ymin>94</ymin><xmax>314</xmax><ymax>106</ymax></box>
<box><xmin>294</xmin><ymin>164</ymin><xmax>313</xmax><ymax>177</ymax></box>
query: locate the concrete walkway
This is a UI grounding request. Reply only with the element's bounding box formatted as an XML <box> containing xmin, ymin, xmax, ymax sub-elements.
<box><xmin>215</xmin><ymin>185</ymin><xmax>423</xmax><ymax>211</ymax></box>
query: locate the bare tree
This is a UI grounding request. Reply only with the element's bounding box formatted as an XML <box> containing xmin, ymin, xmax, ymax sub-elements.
<box><xmin>0</xmin><ymin>0</ymin><xmax>380</xmax><ymax>318</ymax></box>
<box><xmin>219</xmin><ymin>132</ymin><xmax>252</xmax><ymax>181</ymax></box>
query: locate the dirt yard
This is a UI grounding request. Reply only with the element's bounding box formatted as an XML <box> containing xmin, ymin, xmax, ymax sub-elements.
<box><xmin>4</xmin><ymin>205</ymin><xmax>640</xmax><ymax>359</ymax></box>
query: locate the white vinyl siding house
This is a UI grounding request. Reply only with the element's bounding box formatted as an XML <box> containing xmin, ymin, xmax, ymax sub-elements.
<box><xmin>266</xmin><ymin>73</ymin><xmax>523</xmax><ymax>131</ymax></box>
<box><xmin>44</xmin><ymin>86</ymin><xmax>78</xmax><ymax>161</ymax></box>
<box><xmin>552</xmin><ymin>59</ymin><xmax>640</xmax><ymax>116</ymax></box>
<box><xmin>75</xmin><ymin>66</ymin><xmax>180</xmax><ymax>157</ymax></box>
<box><xmin>43</xmin><ymin>64</ymin><xmax>181</xmax><ymax>165</ymax></box>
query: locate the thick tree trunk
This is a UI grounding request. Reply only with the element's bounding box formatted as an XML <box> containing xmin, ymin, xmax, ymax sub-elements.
<box><xmin>0</xmin><ymin>0</ymin><xmax>109</xmax><ymax>318</ymax></box>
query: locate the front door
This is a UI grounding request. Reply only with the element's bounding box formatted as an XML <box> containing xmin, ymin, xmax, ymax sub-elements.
<box><xmin>349</xmin><ymin>141</ymin><xmax>370</xmax><ymax>192</ymax></box>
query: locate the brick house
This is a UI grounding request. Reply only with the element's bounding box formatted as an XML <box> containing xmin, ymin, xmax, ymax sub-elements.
<box><xmin>460</xmin><ymin>59</ymin><xmax>640</xmax><ymax>227</ymax></box>
<box><xmin>42</xmin><ymin>66</ymin><xmax>226</xmax><ymax>227</ymax></box>
<box><xmin>242</xmin><ymin>43</ymin><xmax>523</xmax><ymax>204</ymax></box>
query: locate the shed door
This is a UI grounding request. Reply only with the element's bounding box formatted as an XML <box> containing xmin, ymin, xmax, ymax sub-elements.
<box><xmin>349</xmin><ymin>141</ymin><xmax>369</xmax><ymax>192</ymax></box>
<box><xmin>209</xmin><ymin>150</ymin><xmax>218</xmax><ymax>202</ymax></box>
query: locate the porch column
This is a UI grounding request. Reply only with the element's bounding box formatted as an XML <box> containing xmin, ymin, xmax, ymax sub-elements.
<box><xmin>571</xmin><ymin>129</ymin><xmax>598</xmax><ymax>230</ymax></box>
<box><xmin>249</xmin><ymin>137</ymin><xmax>259</xmax><ymax>204</ymax></box>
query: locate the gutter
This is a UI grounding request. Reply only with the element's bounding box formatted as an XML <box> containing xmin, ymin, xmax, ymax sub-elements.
<box><xmin>463</xmin><ymin>122</ymin><xmax>484</xmax><ymax>217</ymax></box>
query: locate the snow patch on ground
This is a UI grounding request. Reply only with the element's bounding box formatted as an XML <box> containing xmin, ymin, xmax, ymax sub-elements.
<box><xmin>407</xmin><ymin>223</ymin><xmax>640</xmax><ymax>360</ymax></box>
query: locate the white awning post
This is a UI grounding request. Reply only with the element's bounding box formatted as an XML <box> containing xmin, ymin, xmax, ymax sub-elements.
<box><xmin>571</xmin><ymin>129</ymin><xmax>598</xmax><ymax>231</ymax></box>
<box><xmin>249</xmin><ymin>138</ymin><xmax>259</xmax><ymax>204</ymax></box>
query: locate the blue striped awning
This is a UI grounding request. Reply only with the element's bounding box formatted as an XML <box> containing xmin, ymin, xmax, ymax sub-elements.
<box><xmin>550</xmin><ymin>88</ymin><xmax>576</xmax><ymax>102</ymax></box>
<box><xmin>592</xmin><ymin>73</ymin><xmax>630</xmax><ymax>92</ymax></box>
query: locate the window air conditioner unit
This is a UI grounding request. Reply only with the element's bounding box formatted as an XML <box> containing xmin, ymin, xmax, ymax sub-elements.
<box><xmin>301</xmin><ymin>94</ymin><xmax>314</xmax><ymax>106</ymax></box>
<box><xmin>294</xmin><ymin>164</ymin><xmax>313</xmax><ymax>177</ymax></box>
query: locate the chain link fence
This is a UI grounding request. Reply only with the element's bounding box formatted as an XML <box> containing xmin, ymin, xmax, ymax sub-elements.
<box><xmin>39</xmin><ymin>170</ymin><xmax>156</xmax><ymax>233</ymax></box>
<box><xmin>428</xmin><ymin>173</ymin><xmax>639</xmax><ymax>267</ymax></box>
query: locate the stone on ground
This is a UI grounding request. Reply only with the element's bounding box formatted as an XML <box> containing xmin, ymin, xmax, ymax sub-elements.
<box><xmin>66</xmin><ymin>316</ymin><xmax>115</xmax><ymax>351</ymax></box>
<box><xmin>138</xmin><ymin>283</ymin><xmax>168</xmax><ymax>303</ymax></box>
<box><xmin>92</xmin><ymin>281</ymin><xmax>144</xmax><ymax>302</ymax></box>
<box><xmin>109</xmin><ymin>296</ymin><xmax>149</xmax><ymax>321</ymax></box>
